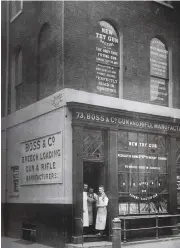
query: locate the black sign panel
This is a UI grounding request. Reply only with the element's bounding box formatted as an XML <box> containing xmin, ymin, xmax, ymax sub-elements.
<box><xmin>150</xmin><ymin>77</ymin><xmax>168</xmax><ymax>106</ymax></box>
<box><xmin>12</xmin><ymin>166</ymin><xmax>19</xmax><ymax>193</ymax></box>
<box><xmin>150</xmin><ymin>38</ymin><xmax>168</xmax><ymax>79</ymax></box>
<box><xmin>150</xmin><ymin>38</ymin><xmax>168</xmax><ymax>106</ymax></box>
<box><xmin>96</xmin><ymin>21</ymin><xmax>119</xmax><ymax>97</ymax></box>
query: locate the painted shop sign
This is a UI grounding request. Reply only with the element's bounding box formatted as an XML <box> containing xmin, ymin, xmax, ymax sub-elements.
<box><xmin>20</xmin><ymin>132</ymin><xmax>63</xmax><ymax>185</ymax></box>
<box><xmin>12</xmin><ymin>166</ymin><xmax>19</xmax><ymax>193</ymax></box>
<box><xmin>150</xmin><ymin>38</ymin><xmax>168</xmax><ymax>106</ymax></box>
<box><xmin>150</xmin><ymin>77</ymin><xmax>168</xmax><ymax>106</ymax></box>
<box><xmin>150</xmin><ymin>38</ymin><xmax>168</xmax><ymax>79</ymax></box>
<box><xmin>96</xmin><ymin>21</ymin><xmax>119</xmax><ymax>97</ymax></box>
<box><xmin>74</xmin><ymin>110</ymin><xmax>180</xmax><ymax>132</ymax></box>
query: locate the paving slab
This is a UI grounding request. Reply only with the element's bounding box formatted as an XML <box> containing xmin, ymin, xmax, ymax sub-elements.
<box><xmin>2</xmin><ymin>236</ymin><xmax>180</xmax><ymax>248</ymax></box>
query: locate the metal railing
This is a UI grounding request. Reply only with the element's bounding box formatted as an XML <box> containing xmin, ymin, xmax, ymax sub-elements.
<box><xmin>112</xmin><ymin>214</ymin><xmax>180</xmax><ymax>247</ymax></box>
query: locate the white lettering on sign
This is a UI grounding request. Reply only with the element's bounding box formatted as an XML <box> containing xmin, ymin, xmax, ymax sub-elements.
<box><xmin>74</xmin><ymin>111</ymin><xmax>180</xmax><ymax>132</ymax></box>
<box><xmin>20</xmin><ymin>132</ymin><xmax>63</xmax><ymax>185</ymax></box>
<box><xmin>128</xmin><ymin>141</ymin><xmax>157</xmax><ymax>148</ymax></box>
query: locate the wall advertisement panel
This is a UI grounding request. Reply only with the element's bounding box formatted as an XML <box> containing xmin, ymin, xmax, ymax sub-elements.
<box><xmin>20</xmin><ymin>132</ymin><xmax>63</xmax><ymax>185</ymax></box>
<box><xmin>96</xmin><ymin>21</ymin><xmax>119</xmax><ymax>97</ymax></box>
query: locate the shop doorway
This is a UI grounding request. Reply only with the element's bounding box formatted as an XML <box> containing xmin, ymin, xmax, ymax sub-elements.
<box><xmin>83</xmin><ymin>161</ymin><xmax>108</xmax><ymax>241</ymax></box>
<box><xmin>83</xmin><ymin>161</ymin><xmax>105</xmax><ymax>192</ymax></box>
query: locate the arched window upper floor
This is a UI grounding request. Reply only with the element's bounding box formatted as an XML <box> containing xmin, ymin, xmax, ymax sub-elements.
<box><xmin>37</xmin><ymin>22</ymin><xmax>56</xmax><ymax>100</ymax></box>
<box><xmin>10</xmin><ymin>46</ymin><xmax>23</xmax><ymax>111</ymax></box>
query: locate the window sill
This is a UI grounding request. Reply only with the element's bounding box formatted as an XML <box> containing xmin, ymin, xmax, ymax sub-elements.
<box><xmin>9</xmin><ymin>192</ymin><xmax>19</xmax><ymax>197</ymax></box>
<box><xmin>154</xmin><ymin>1</ymin><xmax>174</xmax><ymax>9</ymax></box>
<box><xmin>10</xmin><ymin>9</ymin><xmax>23</xmax><ymax>23</ymax></box>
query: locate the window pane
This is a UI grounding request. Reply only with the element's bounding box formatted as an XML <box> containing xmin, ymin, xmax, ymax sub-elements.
<box><xmin>148</xmin><ymin>134</ymin><xmax>158</xmax><ymax>154</ymax></box>
<box><xmin>138</xmin><ymin>133</ymin><xmax>148</xmax><ymax>153</ymax></box>
<box><xmin>118</xmin><ymin>131</ymin><xmax>128</xmax><ymax>150</ymax></box>
<box><xmin>128</xmin><ymin>132</ymin><xmax>138</xmax><ymax>152</ymax></box>
<box><xmin>118</xmin><ymin>173</ymin><xmax>128</xmax><ymax>193</ymax></box>
<box><xmin>129</xmin><ymin>173</ymin><xmax>139</xmax><ymax>195</ymax></box>
<box><xmin>158</xmin><ymin>156</ymin><xmax>167</xmax><ymax>174</ymax></box>
<box><xmin>158</xmin><ymin>174</ymin><xmax>168</xmax><ymax>194</ymax></box>
<box><xmin>83</xmin><ymin>129</ymin><xmax>104</xmax><ymax>160</ymax></box>
<box><xmin>16</xmin><ymin>84</ymin><xmax>23</xmax><ymax>110</ymax></box>
<box><xmin>157</xmin><ymin>135</ymin><xmax>166</xmax><ymax>154</ymax></box>
<box><xmin>158</xmin><ymin>194</ymin><xmax>168</xmax><ymax>213</ymax></box>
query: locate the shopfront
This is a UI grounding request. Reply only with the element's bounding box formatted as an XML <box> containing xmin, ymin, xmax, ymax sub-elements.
<box><xmin>68</xmin><ymin>102</ymin><xmax>180</xmax><ymax>243</ymax></box>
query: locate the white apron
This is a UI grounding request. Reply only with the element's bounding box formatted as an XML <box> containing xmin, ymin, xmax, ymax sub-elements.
<box><xmin>87</xmin><ymin>194</ymin><xmax>95</xmax><ymax>225</ymax></box>
<box><xmin>83</xmin><ymin>192</ymin><xmax>89</xmax><ymax>227</ymax></box>
<box><xmin>95</xmin><ymin>193</ymin><xmax>108</xmax><ymax>230</ymax></box>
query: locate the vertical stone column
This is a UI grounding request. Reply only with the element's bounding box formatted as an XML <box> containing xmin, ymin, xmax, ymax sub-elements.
<box><xmin>107</xmin><ymin>129</ymin><xmax>119</xmax><ymax>240</ymax></box>
<box><xmin>72</xmin><ymin>125</ymin><xmax>84</xmax><ymax>244</ymax></box>
<box><xmin>168</xmin><ymin>137</ymin><xmax>177</xmax><ymax>213</ymax></box>
<box><xmin>168</xmin><ymin>137</ymin><xmax>178</xmax><ymax>235</ymax></box>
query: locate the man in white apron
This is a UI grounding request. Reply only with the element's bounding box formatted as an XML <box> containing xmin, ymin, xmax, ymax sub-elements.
<box><xmin>83</xmin><ymin>184</ymin><xmax>89</xmax><ymax>233</ymax></box>
<box><xmin>87</xmin><ymin>187</ymin><xmax>96</xmax><ymax>233</ymax></box>
<box><xmin>94</xmin><ymin>186</ymin><xmax>109</xmax><ymax>236</ymax></box>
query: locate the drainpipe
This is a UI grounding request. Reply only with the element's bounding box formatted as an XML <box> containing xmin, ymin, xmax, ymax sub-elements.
<box><xmin>4</xmin><ymin>0</ymin><xmax>10</xmax><ymax>236</ymax></box>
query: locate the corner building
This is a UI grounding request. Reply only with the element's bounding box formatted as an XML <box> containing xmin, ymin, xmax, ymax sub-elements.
<box><xmin>1</xmin><ymin>1</ymin><xmax>180</xmax><ymax>247</ymax></box>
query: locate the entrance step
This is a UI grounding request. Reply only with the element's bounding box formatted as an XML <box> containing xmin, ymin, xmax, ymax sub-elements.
<box><xmin>65</xmin><ymin>241</ymin><xmax>112</xmax><ymax>248</ymax></box>
<box><xmin>83</xmin><ymin>234</ymin><xmax>108</xmax><ymax>243</ymax></box>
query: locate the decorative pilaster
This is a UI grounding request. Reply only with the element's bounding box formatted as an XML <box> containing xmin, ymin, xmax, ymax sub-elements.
<box><xmin>72</xmin><ymin>125</ymin><xmax>83</xmax><ymax>244</ymax></box>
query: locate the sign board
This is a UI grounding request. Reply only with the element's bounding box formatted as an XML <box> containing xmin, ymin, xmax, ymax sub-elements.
<box><xmin>12</xmin><ymin>166</ymin><xmax>19</xmax><ymax>193</ymax></box>
<box><xmin>73</xmin><ymin>110</ymin><xmax>180</xmax><ymax>133</ymax></box>
<box><xmin>20</xmin><ymin>132</ymin><xmax>63</xmax><ymax>185</ymax></box>
<box><xmin>150</xmin><ymin>38</ymin><xmax>168</xmax><ymax>106</ymax></box>
<box><xmin>150</xmin><ymin>38</ymin><xmax>168</xmax><ymax>79</ymax></box>
<box><xmin>96</xmin><ymin>21</ymin><xmax>119</xmax><ymax>97</ymax></box>
<box><xmin>150</xmin><ymin>77</ymin><xmax>168</xmax><ymax>106</ymax></box>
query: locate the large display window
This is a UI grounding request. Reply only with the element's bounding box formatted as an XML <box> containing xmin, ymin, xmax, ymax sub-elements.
<box><xmin>118</xmin><ymin>131</ymin><xmax>168</xmax><ymax>215</ymax></box>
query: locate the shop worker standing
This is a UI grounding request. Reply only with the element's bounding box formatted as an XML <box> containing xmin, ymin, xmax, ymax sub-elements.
<box><xmin>95</xmin><ymin>186</ymin><xmax>109</xmax><ymax>236</ymax></box>
<box><xmin>87</xmin><ymin>187</ymin><xmax>96</xmax><ymax>232</ymax></box>
<box><xmin>83</xmin><ymin>184</ymin><xmax>89</xmax><ymax>232</ymax></box>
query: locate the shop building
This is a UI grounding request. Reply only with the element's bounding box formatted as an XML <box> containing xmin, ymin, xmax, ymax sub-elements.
<box><xmin>1</xmin><ymin>1</ymin><xmax>180</xmax><ymax>247</ymax></box>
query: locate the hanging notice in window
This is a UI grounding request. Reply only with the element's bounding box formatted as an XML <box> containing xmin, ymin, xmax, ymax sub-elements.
<box><xmin>150</xmin><ymin>38</ymin><xmax>168</xmax><ymax>79</ymax></box>
<box><xmin>96</xmin><ymin>21</ymin><xmax>119</xmax><ymax>97</ymax></box>
<box><xmin>150</xmin><ymin>77</ymin><xmax>168</xmax><ymax>106</ymax></box>
<box><xmin>150</xmin><ymin>38</ymin><xmax>168</xmax><ymax>106</ymax></box>
<box><xmin>20</xmin><ymin>132</ymin><xmax>63</xmax><ymax>185</ymax></box>
<box><xmin>12</xmin><ymin>166</ymin><xmax>19</xmax><ymax>193</ymax></box>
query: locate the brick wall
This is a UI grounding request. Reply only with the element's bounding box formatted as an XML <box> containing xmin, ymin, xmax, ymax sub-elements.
<box><xmin>1</xmin><ymin>1</ymin><xmax>7</xmax><ymax>117</ymax></box>
<box><xmin>64</xmin><ymin>1</ymin><xmax>180</xmax><ymax>108</ymax></box>
<box><xmin>8</xmin><ymin>1</ymin><xmax>63</xmax><ymax>111</ymax></box>
<box><xmin>2</xmin><ymin>1</ymin><xmax>180</xmax><ymax>114</ymax></box>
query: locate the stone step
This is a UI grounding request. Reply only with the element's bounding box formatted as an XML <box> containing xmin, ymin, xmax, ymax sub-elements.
<box><xmin>65</xmin><ymin>241</ymin><xmax>112</xmax><ymax>248</ymax></box>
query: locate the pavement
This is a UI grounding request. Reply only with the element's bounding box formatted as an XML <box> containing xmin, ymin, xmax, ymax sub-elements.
<box><xmin>2</xmin><ymin>236</ymin><xmax>180</xmax><ymax>248</ymax></box>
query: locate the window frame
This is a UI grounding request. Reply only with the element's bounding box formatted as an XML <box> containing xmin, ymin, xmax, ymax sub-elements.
<box><xmin>118</xmin><ymin>130</ymin><xmax>169</xmax><ymax>215</ymax></box>
<box><xmin>10</xmin><ymin>165</ymin><xmax>19</xmax><ymax>197</ymax></box>
<box><xmin>150</xmin><ymin>38</ymin><xmax>170</xmax><ymax>107</ymax></box>
<box><xmin>11</xmin><ymin>46</ymin><xmax>23</xmax><ymax>111</ymax></box>
<box><xmin>10</xmin><ymin>0</ymin><xmax>23</xmax><ymax>23</ymax></box>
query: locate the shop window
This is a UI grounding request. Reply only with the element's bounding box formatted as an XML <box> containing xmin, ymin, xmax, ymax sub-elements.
<box><xmin>176</xmin><ymin>139</ymin><xmax>180</xmax><ymax>208</ymax></box>
<box><xmin>10</xmin><ymin>0</ymin><xmax>23</xmax><ymax>22</ymax></box>
<box><xmin>118</xmin><ymin>131</ymin><xmax>168</xmax><ymax>215</ymax></box>
<box><xmin>83</xmin><ymin>129</ymin><xmax>104</xmax><ymax>161</ymax></box>
<box><xmin>95</xmin><ymin>20</ymin><xmax>121</xmax><ymax>98</ymax></box>
<box><xmin>11</xmin><ymin>166</ymin><xmax>19</xmax><ymax>195</ymax></box>
<box><xmin>150</xmin><ymin>38</ymin><xmax>169</xmax><ymax>106</ymax></box>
